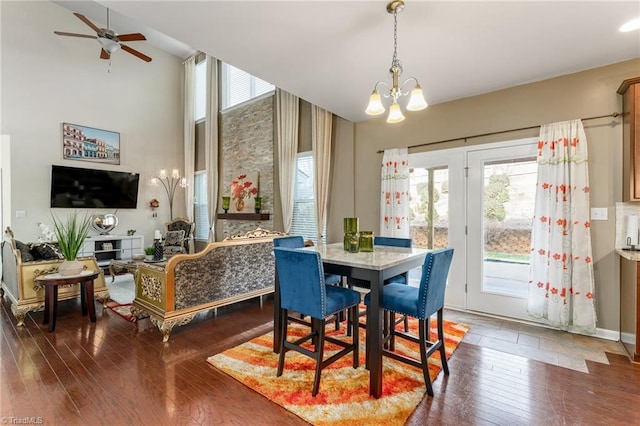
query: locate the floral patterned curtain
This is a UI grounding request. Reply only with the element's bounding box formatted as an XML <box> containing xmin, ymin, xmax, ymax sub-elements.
<box><xmin>528</xmin><ymin>120</ymin><xmax>596</xmax><ymax>333</ymax></box>
<box><xmin>380</xmin><ymin>148</ymin><xmax>410</xmax><ymax>237</ymax></box>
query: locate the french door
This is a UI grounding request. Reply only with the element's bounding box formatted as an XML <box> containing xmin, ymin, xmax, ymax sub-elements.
<box><xmin>466</xmin><ymin>140</ymin><xmax>538</xmax><ymax>320</ymax></box>
<box><xmin>410</xmin><ymin>138</ymin><xmax>538</xmax><ymax>320</ymax></box>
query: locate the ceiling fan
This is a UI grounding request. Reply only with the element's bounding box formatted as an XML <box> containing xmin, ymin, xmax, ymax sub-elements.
<box><xmin>54</xmin><ymin>9</ymin><xmax>152</xmax><ymax>63</ymax></box>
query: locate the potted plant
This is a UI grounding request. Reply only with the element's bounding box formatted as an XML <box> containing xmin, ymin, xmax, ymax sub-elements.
<box><xmin>51</xmin><ymin>211</ymin><xmax>92</xmax><ymax>276</ymax></box>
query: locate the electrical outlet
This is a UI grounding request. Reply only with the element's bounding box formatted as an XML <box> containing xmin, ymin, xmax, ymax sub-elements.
<box><xmin>15</xmin><ymin>210</ymin><xmax>26</xmax><ymax>218</ymax></box>
<box><xmin>590</xmin><ymin>207</ymin><xmax>608</xmax><ymax>221</ymax></box>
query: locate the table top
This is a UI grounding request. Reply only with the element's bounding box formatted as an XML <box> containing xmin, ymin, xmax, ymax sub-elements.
<box><xmin>36</xmin><ymin>269</ymin><xmax>100</xmax><ymax>282</ymax></box>
<box><xmin>303</xmin><ymin>242</ymin><xmax>429</xmax><ymax>271</ymax></box>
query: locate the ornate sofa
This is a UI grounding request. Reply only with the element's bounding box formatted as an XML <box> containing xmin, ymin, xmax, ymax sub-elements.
<box><xmin>132</xmin><ymin>228</ymin><xmax>285</xmax><ymax>342</ymax></box>
<box><xmin>1</xmin><ymin>227</ymin><xmax>108</xmax><ymax>326</ymax></box>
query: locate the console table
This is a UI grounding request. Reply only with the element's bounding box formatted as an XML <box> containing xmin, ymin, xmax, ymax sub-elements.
<box><xmin>36</xmin><ymin>270</ymin><xmax>100</xmax><ymax>332</ymax></box>
<box><xmin>79</xmin><ymin>235</ymin><xmax>145</xmax><ymax>270</ymax></box>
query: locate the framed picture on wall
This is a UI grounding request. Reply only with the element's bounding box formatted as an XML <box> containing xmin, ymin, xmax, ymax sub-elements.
<box><xmin>230</xmin><ymin>172</ymin><xmax>259</xmax><ymax>213</ymax></box>
<box><xmin>62</xmin><ymin>122</ymin><xmax>120</xmax><ymax>165</ymax></box>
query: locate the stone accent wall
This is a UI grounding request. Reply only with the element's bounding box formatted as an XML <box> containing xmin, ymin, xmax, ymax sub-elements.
<box><xmin>220</xmin><ymin>95</ymin><xmax>274</xmax><ymax>237</ymax></box>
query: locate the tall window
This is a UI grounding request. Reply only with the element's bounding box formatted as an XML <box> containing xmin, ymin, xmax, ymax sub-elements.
<box><xmin>221</xmin><ymin>63</ymin><xmax>274</xmax><ymax>110</ymax></box>
<box><xmin>194</xmin><ymin>59</ymin><xmax>206</xmax><ymax>121</ymax></box>
<box><xmin>290</xmin><ymin>152</ymin><xmax>325</xmax><ymax>244</ymax></box>
<box><xmin>193</xmin><ymin>171</ymin><xmax>209</xmax><ymax>241</ymax></box>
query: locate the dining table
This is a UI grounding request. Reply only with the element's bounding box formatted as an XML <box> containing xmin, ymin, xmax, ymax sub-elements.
<box><xmin>272</xmin><ymin>241</ymin><xmax>429</xmax><ymax>399</ymax></box>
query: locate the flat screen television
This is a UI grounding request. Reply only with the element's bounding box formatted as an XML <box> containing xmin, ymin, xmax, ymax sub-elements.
<box><xmin>50</xmin><ymin>165</ymin><xmax>140</xmax><ymax>209</ymax></box>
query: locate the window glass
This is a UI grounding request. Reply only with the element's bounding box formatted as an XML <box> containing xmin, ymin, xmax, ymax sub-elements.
<box><xmin>194</xmin><ymin>60</ymin><xmax>206</xmax><ymax>121</ymax></box>
<box><xmin>290</xmin><ymin>153</ymin><xmax>326</xmax><ymax>244</ymax></box>
<box><xmin>221</xmin><ymin>63</ymin><xmax>275</xmax><ymax>110</ymax></box>
<box><xmin>193</xmin><ymin>171</ymin><xmax>209</xmax><ymax>241</ymax></box>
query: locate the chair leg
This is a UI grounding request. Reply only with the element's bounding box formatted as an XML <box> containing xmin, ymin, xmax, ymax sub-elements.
<box><xmin>403</xmin><ymin>315</ymin><xmax>409</xmax><ymax>332</ymax></box>
<box><xmin>418</xmin><ymin>318</ymin><xmax>434</xmax><ymax>397</ymax></box>
<box><xmin>389</xmin><ymin>312</ymin><xmax>396</xmax><ymax>352</ymax></box>
<box><xmin>277</xmin><ymin>309</ymin><xmax>289</xmax><ymax>377</ymax></box>
<box><xmin>312</xmin><ymin>319</ymin><xmax>326</xmax><ymax>397</ymax></box>
<box><xmin>437</xmin><ymin>309</ymin><xmax>449</xmax><ymax>375</ymax></box>
<box><xmin>351</xmin><ymin>305</ymin><xmax>359</xmax><ymax>369</ymax></box>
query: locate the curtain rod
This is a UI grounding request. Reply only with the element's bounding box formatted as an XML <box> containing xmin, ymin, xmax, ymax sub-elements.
<box><xmin>376</xmin><ymin>112</ymin><xmax>622</xmax><ymax>154</ymax></box>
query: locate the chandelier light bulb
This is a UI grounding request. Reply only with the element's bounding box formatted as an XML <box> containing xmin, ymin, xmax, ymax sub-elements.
<box><xmin>406</xmin><ymin>85</ymin><xmax>428</xmax><ymax>111</ymax></box>
<box><xmin>365</xmin><ymin>90</ymin><xmax>385</xmax><ymax>115</ymax></box>
<box><xmin>386</xmin><ymin>101</ymin><xmax>405</xmax><ymax>123</ymax></box>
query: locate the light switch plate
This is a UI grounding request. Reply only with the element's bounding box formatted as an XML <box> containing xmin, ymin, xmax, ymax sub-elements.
<box><xmin>590</xmin><ymin>207</ymin><xmax>608</xmax><ymax>221</ymax></box>
<box><xmin>15</xmin><ymin>210</ymin><xmax>26</xmax><ymax>218</ymax></box>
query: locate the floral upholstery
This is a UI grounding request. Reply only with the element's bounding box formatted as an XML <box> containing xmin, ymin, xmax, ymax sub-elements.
<box><xmin>174</xmin><ymin>240</ymin><xmax>275</xmax><ymax>309</ymax></box>
<box><xmin>165</xmin><ymin>217</ymin><xmax>194</xmax><ymax>253</ymax></box>
<box><xmin>163</xmin><ymin>230</ymin><xmax>186</xmax><ymax>257</ymax></box>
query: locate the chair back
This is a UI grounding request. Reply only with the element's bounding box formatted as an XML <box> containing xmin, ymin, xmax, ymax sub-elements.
<box><xmin>273</xmin><ymin>235</ymin><xmax>304</xmax><ymax>249</ymax></box>
<box><xmin>165</xmin><ymin>217</ymin><xmax>194</xmax><ymax>238</ymax></box>
<box><xmin>418</xmin><ymin>248</ymin><xmax>454</xmax><ymax>319</ymax></box>
<box><xmin>374</xmin><ymin>236</ymin><xmax>412</xmax><ymax>248</ymax></box>
<box><xmin>274</xmin><ymin>247</ymin><xmax>326</xmax><ymax>319</ymax></box>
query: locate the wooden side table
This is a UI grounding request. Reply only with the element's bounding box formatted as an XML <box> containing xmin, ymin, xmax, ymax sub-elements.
<box><xmin>35</xmin><ymin>270</ymin><xmax>101</xmax><ymax>332</ymax></box>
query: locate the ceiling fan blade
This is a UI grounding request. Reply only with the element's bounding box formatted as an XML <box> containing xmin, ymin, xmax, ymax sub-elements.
<box><xmin>117</xmin><ymin>33</ymin><xmax>146</xmax><ymax>42</ymax></box>
<box><xmin>121</xmin><ymin>44</ymin><xmax>152</xmax><ymax>63</ymax></box>
<box><xmin>73</xmin><ymin>12</ymin><xmax>101</xmax><ymax>34</ymax></box>
<box><xmin>54</xmin><ymin>31</ymin><xmax>97</xmax><ymax>39</ymax></box>
<box><xmin>100</xmin><ymin>49</ymin><xmax>110</xmax><ymax>60</ymax></box>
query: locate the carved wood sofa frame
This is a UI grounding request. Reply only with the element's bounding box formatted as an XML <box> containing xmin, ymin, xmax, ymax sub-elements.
<box><xmin>132</xmin><ymin>228</ymin><xmax>284</xmax><ymax>342</ymax></box>
<box><xmin>1</xmin><ymin>227</ymin><xmax>108</xmax><ymax>326</ymax></box>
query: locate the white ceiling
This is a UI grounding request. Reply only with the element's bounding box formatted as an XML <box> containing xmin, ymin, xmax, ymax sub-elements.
<box><xmin>52</xmin><ymin>1</ymin><xmax>640</xmax><ymax>123</ymax></box>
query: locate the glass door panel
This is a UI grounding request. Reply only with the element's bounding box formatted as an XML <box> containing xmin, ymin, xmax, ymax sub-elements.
<box><xmin>467</xmin><ymin>139</ymin><xmax>538</xmax><ymax>320</ymax></box>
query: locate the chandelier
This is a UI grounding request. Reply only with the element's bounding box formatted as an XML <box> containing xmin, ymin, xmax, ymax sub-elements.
<box><xmin>365</xmin><ymin>0</ymin><xmax>428</xmax><ymax>123</ymax></box>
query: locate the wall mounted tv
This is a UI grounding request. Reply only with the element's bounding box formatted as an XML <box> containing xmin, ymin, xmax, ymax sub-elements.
<box><xmin>50</xmin><ymin>165</ymin><xmax>140</xmax><ymax>209</ymax></box>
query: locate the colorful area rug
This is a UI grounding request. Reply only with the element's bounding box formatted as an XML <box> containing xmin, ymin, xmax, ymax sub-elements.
<box><xmin>208</xmin><ymin>317</ymin><xmax>469</xmax><ymax>426</ymax></box>
<box><xmin>98</xmin><ymin>298</ymin><xmax>148</xmax><ymax>322</ymax></box>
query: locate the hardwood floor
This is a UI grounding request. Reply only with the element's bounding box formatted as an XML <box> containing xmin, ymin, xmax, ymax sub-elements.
<box><xmin>1</xmin><ymin>295</ymin><xmax>639</xmax><ymax>425</ymax></box>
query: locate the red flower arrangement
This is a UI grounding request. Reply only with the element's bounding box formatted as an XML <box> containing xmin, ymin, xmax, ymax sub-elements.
<box><xmin>231</xmin><ymin>174</ymin><xmax>258</xmax><ymax>212</ymax></box>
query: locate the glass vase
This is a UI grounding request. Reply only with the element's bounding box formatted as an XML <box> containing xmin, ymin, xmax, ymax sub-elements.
<box><xmin>359</xmin><ymin>231</ymin><xmax>374</xmax><ymax>252</ymax></box>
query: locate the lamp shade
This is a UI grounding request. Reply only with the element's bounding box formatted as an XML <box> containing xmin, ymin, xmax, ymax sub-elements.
<box><xmin>406</xmin><ymin>85</ymin><xmax>428</xmax><ymax>111</ymax></box>
<box><xmin>386</xmin><ymin>101</ymin><xmax>405</xmax><ymax>123</ymax></box>
<box><xmin>97</xmin><ymin>37</ymin><xmax>120</xmax><ymax>54</ymax></box>
<box><xmin>365</xmin><ymin>90</ymin><xmax>385</xmax><ymax>116</ymax></box>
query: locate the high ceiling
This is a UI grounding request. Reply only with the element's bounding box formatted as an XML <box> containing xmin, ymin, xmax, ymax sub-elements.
<box><xmin>52</xmin><ymin>1</ymin><xmax>640</xmax><ymax>123</ymax></box>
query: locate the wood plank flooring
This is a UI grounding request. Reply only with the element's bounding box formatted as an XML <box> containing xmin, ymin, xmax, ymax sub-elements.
<box><xmin>1</xmin><ymin>295</ymin><xmax>639</xmax><ymax>425</ymax></box>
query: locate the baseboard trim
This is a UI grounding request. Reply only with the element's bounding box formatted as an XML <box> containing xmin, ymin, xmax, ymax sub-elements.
<box><xmin>595</xmin><ymin>327</ymin><xmax>620</xmax><ymax>341</ymax></box>
<box><xmin>621</xmin><ymin>331</ymin><xmax>636</xmax><ymax>345</ymax></box>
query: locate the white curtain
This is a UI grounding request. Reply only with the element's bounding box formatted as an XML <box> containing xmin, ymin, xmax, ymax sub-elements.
<box><xmin>528</xmin><ymin>119</ymin><xmax>596</xmax><ymax>333</ymax></box>
<box><xmin>205</xmin><ymin>55</ymin><xmax>219</xmax><ymax>242</ymax></box>
<box><xmin>312</xmin><ymin>105</ymin><xmax>332</xmax><ymax>243</ymax></box>
<box><xmin>380</xmin><ymin>148</ymin><xmax>410</xmax><ymax>237</ymax></box>
<box><xmin>183</xmin><ymin>55</ymin><xmax>196</xmax><ymax>252</ymax></box>
<box><xmin>276</xmin><ymin>89</ymin><xmax>299</xmax><ymax>234</ymax></box>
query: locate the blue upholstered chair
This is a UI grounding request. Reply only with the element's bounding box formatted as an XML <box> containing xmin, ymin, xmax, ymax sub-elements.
<box><xmin>273</xmin><ymin>236</ymin><xmax>343</xmax><ymax>331</ymax></box>
<box><xmin>273</xmin><ymin>236</ymin><xmax>341</xmax><ymax>285</ymax></box>
<box><xmin>274</xmin><ymin>247</ymin><xmax>360</xmax><ymax>396</ymax></box>
<box><xmin>364</xmin><ymin>247</ymin><xmax>454</xmax><ymax>397</ymax></box>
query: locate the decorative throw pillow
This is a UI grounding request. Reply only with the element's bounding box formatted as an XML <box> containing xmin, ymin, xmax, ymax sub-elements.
<box><xmin>14</xmin><ymin>240</ymin><xmax>34</xmax><ymax>262</ymax></box>
<box><xmin>164</xmin><ymin>230</ymin><xmax>185</xmax><ymax>247</ymax></box>
<box><xmin>29</xmin><ymin>242</ymin><xmax>64</xmax><ymax>261</ymax></box>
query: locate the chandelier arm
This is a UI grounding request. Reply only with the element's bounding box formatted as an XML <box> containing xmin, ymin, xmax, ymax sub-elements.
<box><xmin>373</xmin><ymin>81</ymin><xmax>392</xmax><ymax>98</ymax></box>
<box><xmin>399</xmin><ymin>76</ymin><xmax>420</xmax><ymax>96</ymax></box>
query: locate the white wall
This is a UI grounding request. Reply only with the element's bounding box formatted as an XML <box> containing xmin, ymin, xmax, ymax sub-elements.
<box><xmin>0</xmin><ymin>1</ymin><xmax>184</xmax><ymax>246</ymax></box>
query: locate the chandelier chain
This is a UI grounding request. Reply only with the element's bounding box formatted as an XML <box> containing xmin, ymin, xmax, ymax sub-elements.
<box><xmin>391</xmin><ymin>8</ymin><xmax>402</xmax><ymax>74</ymax></box>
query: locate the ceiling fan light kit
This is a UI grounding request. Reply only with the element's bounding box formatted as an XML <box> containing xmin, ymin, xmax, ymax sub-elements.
<box><xmin>365</xmin><ymin>0</ymin><xmax>428</xmax><ymax>123</ymax></box>
<box><xmin>54</xmin><ymin>9</ymin><xmax>152</xmax><ymax>62</ymax></box>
